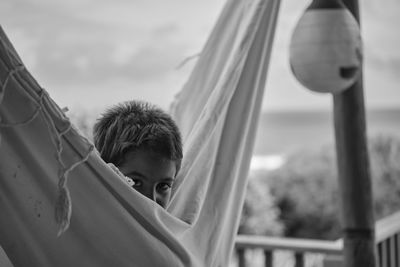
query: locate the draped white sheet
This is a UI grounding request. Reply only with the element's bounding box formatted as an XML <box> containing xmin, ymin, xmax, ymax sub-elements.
<box><xmin>0</xmin><ymin>0</ymin><xmax>280</xmax><ymax>266</ymax></box>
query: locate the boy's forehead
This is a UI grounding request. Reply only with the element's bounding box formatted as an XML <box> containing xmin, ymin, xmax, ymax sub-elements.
<box><xmin>119</xmin><ymin>149</ymin><xmax>177</xmax><ymax>180</ymax></box>
<box><xmin>125</xmin><ymin>148</ymin><xmax>172</xmax><ymax>163</ymax></box>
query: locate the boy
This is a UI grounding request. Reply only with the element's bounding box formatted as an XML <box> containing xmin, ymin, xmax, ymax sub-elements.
<box><xmin>93</xmin><ymin>100</ymin><xmax>183</xmax><ymax>209</ymax></box>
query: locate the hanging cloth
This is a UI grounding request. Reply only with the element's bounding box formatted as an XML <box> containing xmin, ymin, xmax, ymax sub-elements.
<box><xmin>0</xmin><ymin>0</ymin><xmax>280</xmax><ymax>266</ymax></box>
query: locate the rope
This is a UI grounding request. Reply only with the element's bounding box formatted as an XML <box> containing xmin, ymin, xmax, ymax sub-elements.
<box><xmin>0</xmin><ymin>87</ymin><xmax>43</xmax><ymax>127</ymax></box>
<box><xmin>0</xmin><ymin>65</ymin><xmax>25</xmax><ymax>102</ymax></box>
<box><xmin>175</xmin><ymin>53</ymin><xmax>200</xmax><ymax>70</ymax></box>
<box><xmin>0</xmin><ymin>66</ymin><xmax>24</xmax><ymax>90</ymax></box>
<box><xmin>0</xmin><ymin>34</ymin><xmax>94</xmax><ymax>236</ymax></box>
<box><xmin>55</xmin><ymin>144</ymin><xmax>94</xmax><ymax>236</ymax></box>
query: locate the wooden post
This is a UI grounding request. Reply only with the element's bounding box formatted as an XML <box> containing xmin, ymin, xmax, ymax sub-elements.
<box><xmin>264</xmin><ymin>250</ymin><xmax>273</xmax><ymax>267</ymax></box>
<box><xmin>333</xmin><ymin>0</ymin><xmax>376</xmax><ymax>266</ymax></box>
<box><xmin>294</xmin><ymin>252</ymin><xmax>305</xmax><ymax>267</ymax></box>
<box><xmin>237</xmin><ymin>248</ymin><xmax>246</xmax><ymax>267</ymax></box>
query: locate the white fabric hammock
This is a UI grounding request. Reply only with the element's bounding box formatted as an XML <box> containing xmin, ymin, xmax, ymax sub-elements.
<box><xmin>0</xmin><ymin>0</ymin><xmax>280</xmax><ymax>266</ymax></box>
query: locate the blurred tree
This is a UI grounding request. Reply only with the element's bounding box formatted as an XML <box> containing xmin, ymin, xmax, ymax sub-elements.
<box><xmin>238</xmin><ymin>177</ymin><xmax>283</xmax><ymax>236</ymax></box>
<box><xmin>254</xmin><ymin>134</ymin><xmax>400</xmax><ymax>240</ymax></box>
<box><xmin>369</xmin><ymin>135</ymin><xmax>400</xmax><ymax>219</ymax></box>
<box><xmin>265</xmin><ymin>146</ymin><xmax>341</xmax><ymax>239</ymax></box>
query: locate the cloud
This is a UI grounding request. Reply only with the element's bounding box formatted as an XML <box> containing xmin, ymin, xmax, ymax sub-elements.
<box><xmin>2</xmin><ymin>3</ymin><xmax>189</xmax><ymax>86</ymax></box>
<box><xmin>32</xmin><ymin>29</ymin><xmax>187</xmax><ymax>85</ymax></box>
<box><xmin>1</xmin><ymin>0</ymin><xmax>399</xmax><ymax>111</ymax></box>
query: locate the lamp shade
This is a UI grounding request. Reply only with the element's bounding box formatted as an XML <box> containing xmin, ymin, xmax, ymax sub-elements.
<box><xmin>289</xmin><ymin>0</ymin><xmax>362</xmax><ymax>94</ymax></box>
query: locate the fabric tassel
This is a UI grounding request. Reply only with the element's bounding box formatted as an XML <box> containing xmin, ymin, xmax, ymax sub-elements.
<box><xmin>55</xmin><ymin>183</ymin><xmax>72</xmax><ymax>237</ymax></box>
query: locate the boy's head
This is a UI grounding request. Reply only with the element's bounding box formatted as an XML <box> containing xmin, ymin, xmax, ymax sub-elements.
<box><xmin>93</xmin><ymin>100</ymin><xmax>182</xmax><ymax>208</ymax></box>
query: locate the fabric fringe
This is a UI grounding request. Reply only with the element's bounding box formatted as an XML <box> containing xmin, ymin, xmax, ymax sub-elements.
<box><xmin>0</xmin><ymin>42</ymin><xmax>94</xmax><ymax>236</ymax></box>
<box><xmin>55</xmin><ymin>180</ymin><xmax>72</xmax><ymax>237</ymax></box>
<box><xmin>0</xmin><ymin>66</ymin><xmax>25</xmax><ymax>145</ymax></box>
<box><xmin>55</xmin><ymin>144</ymin><xmax>94</xmax><ymax>236</ymax></box>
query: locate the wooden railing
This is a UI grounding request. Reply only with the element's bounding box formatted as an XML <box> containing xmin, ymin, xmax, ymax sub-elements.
<box><xmin>235</xmin><ymin>235</ymin><xmax>341</xmax><ymax>267</ymax></box>
<box><xmin>1</xmin><ymin>212</ymin><xmax>399</xmax><ymax>267</ymax></box>
<box><xmin>375</xmin><ymin>211</ymin><xmax>400</xmax><ymax>267</ymax></box>
<box><xmin>235</xmin><ymin>210</ymin><xmax>400</xmax><ymax>267</ymax></box>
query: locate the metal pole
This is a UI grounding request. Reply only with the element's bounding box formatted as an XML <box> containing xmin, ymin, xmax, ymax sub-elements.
<box><xmin>333</xmin><ymin>0</ymin><xmax>376</xmax><ymax>266</ymax></box>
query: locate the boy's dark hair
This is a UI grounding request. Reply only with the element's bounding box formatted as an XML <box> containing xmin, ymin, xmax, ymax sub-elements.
<box><xmin>93</xmin><ymin>101</ymin><xmax>183</xmax><ymax>170</ymax></box>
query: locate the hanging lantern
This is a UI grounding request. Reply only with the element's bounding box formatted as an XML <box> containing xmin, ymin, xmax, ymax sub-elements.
<box><xmin>289</xmin><ymin>0</ymin><xmax>362</xmax><ymax>94</ymax></box>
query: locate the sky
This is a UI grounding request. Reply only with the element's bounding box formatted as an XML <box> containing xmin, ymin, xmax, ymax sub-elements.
<box><xmin>1</xmin><ymin>0</ymin><xmax>399</xmax><ymax>114</ymax></box>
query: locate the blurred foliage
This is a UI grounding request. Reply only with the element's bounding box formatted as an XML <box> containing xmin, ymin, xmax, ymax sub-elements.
<box><xmin>369</xmin><ymin>135</ymin><xmax>400</xmax><ymax>218</ymax></box>
<box><xmin>67</xmin><ymin>109</ymin><xmax>96</xmax><ymax>141</ymax></box>
<box><xmin>253</xmin><ymin>134</ymin><xmax>400</xmax><ymax>240</ymax></box>
<box><xmin>238</xmin><ymin>178</ymin><xmax>283</xmax><ymax>236</ymax></box>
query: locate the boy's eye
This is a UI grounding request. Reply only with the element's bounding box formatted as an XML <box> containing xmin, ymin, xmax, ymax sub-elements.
<box><xmin>157</xmin><ymin>183</ymin><xmax>172</xmax><ymax>192</ymax></box>
<box><xmin>131</xmin><ymin>179</ymin><xmax>142</xmax><ymax>187</ymax></box>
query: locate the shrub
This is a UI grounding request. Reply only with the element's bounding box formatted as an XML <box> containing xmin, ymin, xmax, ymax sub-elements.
<box><xmin>254</xmin><ymin>134</ymin><xmax>400</xmax><ymax>240</ymax></box>
<box><xmin>238</xmin><ymin>177</ymin><xmax>283</xmax><ymax>236</ymax></box>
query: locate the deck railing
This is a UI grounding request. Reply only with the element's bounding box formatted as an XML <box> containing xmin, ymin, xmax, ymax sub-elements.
<box><xmin>375</xmin><ymin>211</ymin><xmax>400</xmax><ymax>267</ymax></box>
<box><xmin>235</xmin><ymin>210</ymin><xmax>400</xmax><ymax>267</ymax></box>
<box><xmin>235</xmin><ymin>235</ymin><xmax>342</xmax><ymax>267</ymax></box>
<box><xmin>1</xmin><ymin>212</ymin><xmax>399</xmax><ymax>267</ymax></box>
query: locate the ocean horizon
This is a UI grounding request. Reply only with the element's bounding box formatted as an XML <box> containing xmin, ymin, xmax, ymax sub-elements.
<box><xmin>250</xmin><ymin>108</ymin><xmax>400</xmax><ymax>171</ymax></box>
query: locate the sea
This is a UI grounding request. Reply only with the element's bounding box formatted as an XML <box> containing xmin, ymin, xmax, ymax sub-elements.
<box><xmin>250</xmin><ymin>108</ymin><xmax>400</xmax><ymax>171</ymax></box>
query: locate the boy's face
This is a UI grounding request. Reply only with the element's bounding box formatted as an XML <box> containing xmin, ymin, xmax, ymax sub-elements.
<box><xmin>118</xmin><ymin>148</ymin><xmax>177</xmax><ymax>208</ymax></box>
